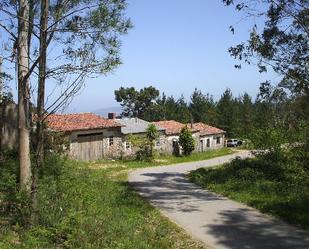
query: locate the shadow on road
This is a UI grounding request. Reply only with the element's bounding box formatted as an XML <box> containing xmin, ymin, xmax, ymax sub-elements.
<box><xmin>129</xmin><ymin>171</ymin><xmax>225</xmax><ymax>212</ymax></box>
<box><xmin>129</xmin><ymin>170</ymin><xmax>309</xmax><ymax>249</ymax></box>
<box><xmin>206</xmin><ymin>208</ymin><xmax>309</xmax><ymax>249</ymax></box>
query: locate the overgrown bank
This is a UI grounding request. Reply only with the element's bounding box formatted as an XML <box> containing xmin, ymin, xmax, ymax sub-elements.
<box><xmin>188</xmin><ymin>150</ymin><xmax>309</xmax><ymax>230</ymax></box>
<box><xmin>0</xmin><ymin>152</ymin><xmax>210</xmax><ymax>249</ymax></box>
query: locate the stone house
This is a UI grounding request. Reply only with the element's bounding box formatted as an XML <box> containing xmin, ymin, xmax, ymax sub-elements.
<box><xmin>46</xmin><ymin>113</ymin><xmax>226</xmax><ymax>160</ymax></box>
<box><xmin>187</xmin><ymin>122</ymin><xmax>226</xmax><ymax>152</ymax></box>
<box><xmin>113</xmin><ymin>116</ymin><xmax>165</xmax><ymax>157</ymax></box>
<box><xmin>153</xmin><ymin>120</ymin><xmax>200</xmax><ymax>155</ymax></box>
<box><xmin>46</xmin><ymin>113</ymin><xmax>123</xmax><ymax>160</ymax></box>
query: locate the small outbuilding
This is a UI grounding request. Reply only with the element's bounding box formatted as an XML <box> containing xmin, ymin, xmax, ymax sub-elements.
<box><xmin>114</xmin><ymin>116</ymin><xmax>166</xmax><ymax>156</ymax></box>
<box><xmin>188</xmin><ymin>122</ymin><xmax>226</xmax><ymax>152</ymax></box>
<box><xmin>153</xmin><ymin>120</ymin><xmax>200</xmax><ymax>155</ymax></box>
<box><xmin>46</xmin><ymin>113</ymin><xmax>123</xmax><ymax>160</ymax></box>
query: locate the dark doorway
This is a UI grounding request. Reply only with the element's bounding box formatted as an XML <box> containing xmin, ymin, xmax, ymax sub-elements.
<box><xmin>172</xmin><ymin>140</ymin><xmax>180</xmax><ymax>156</ymax></box>
<box><xmin>206</xmin><ymin>138</ymin><xmax>210</xmax><ymax>148</ymax></box>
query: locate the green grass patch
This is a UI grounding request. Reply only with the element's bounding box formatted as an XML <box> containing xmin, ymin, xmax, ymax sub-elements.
<box><xmin>188</xmin><ymin>156</ymin><xmax>309</xmax><ymax>230</ymax></box>
<box><xmin>97</xmin><ymin>148</ymin><xmax>234</xmax><ymax>169</ymax></box>
<box><xmin>0</xmin><ymin>155</ymin><xmax>206</xmax><ymax>248</ymax></box>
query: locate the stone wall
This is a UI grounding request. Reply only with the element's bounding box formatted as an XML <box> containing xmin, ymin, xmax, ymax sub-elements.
<box><xmin>198</xmin><ymin>133</ymin><xmax>225</xmax><ymax>152</ymax></box>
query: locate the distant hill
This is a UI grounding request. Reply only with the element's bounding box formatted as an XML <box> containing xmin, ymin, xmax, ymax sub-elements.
<box><xmin>94</xmin><ymin>106</ymin><xmax>122</xmax><ymax>118</ymax></box>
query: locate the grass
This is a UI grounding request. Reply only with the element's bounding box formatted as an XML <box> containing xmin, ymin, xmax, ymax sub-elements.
<box><xmin>0</xmin><ymin>153</ymin><xmax>210</xmax><ymax>249</ymax></box>
<box><xmin>0</xmin><ymin>148</ymin><xmax>234</xmax><ymax>248</ymax></box>
<box><xmin>96</xmin><ymin>147</ymin><xmax>234</xmax><ymax>169</ymax></box>
<box><xmin>188</xmin><ymin>155</ymin><xmax>309</xmax><ymax>230</ymax></box>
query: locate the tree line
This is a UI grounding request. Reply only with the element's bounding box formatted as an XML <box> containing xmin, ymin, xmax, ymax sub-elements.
<box><xmin>115</xmin><ymin>0</ymin><xmax>308</xmax><ymax>149</ymax></box>
<box><xmin>115</xmin><ymin>86</ymin><xmax>283</xmax><ymax>139</ymax></box>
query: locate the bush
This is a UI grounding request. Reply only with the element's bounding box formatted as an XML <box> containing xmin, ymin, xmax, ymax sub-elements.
<box><xmin>127</xmin><ymin>124</ymin><xmax>159</xmax><ymax>162</ymax></box>
<box><xmin>0</xmin><ymin>151</ymin><xmax>32</xmax><ymax>226</ymax></box>
<box><xmin>188</xmin><ymin>149</ymin><xmax>309</xmax><ymax>229</ymax></box>
<box><xmin>179</xmin><ymin>126</ymin><xmax>195</xmax><ymax>156</ymax></box>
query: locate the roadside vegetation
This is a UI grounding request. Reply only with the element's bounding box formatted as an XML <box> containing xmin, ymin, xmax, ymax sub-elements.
<box><xmin>188</xmin><ymin>149</ymin><xmax>309</xmax><ymax>230</ymax></box>
<box><xmin>186</xmin><ymin>1</ymin><xmax>309</xmax><ymax>231</ymax></box>
<box><xmin>0</xmin><ymin>152</ymin><xmax>207</xmax><ymax>249</ymax></box>
<box><xmin>99</xmin><ymin>147</ymin><xmax>234</xmax><ymax>169</ymax></box>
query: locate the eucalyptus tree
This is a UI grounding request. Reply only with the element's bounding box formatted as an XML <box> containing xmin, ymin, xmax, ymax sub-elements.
<box><xmin>223</xmin><ymin>0</ymin><xmax>308</xmax><ymax>96</ymax></box>
<box><xmin>18</xmin><ymin>0</ymin><xmax>32</xmax><ymax>193</ymax></box>
<box><xmin>223</xmin><ymin>0</ymin><xmax>308</xmax><ymax>147</ymax></box>
<box><xmin>0</xmin><ymin>0</ymin><xmax>131</xmax><ymax>204</ymax></box>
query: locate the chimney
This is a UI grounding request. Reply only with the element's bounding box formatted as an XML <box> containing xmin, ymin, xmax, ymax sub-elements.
<box><xmin>108</xmin><ymin>112</ymin><xmax>116</xmax><ymax>119</ymax></box>
<box><xmin>190</xmin><ymin>114</ymin><xmax>194</xmax><ymax>129</ymax></box>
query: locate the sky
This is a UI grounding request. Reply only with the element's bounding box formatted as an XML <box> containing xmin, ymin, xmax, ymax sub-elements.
<box><xmin>2</xmin><ymin>0</ymin><xmax>277</xmax><ymax>113</ymax></box>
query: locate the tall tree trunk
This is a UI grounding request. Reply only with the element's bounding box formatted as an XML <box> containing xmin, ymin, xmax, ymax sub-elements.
<box><xmin>18</xmin><ymin>0</ymin><xmax>31</xmax><ymax>192</ymax></box>
<box><xmin>0</xmin><ymin>57</ymin><xmax>3</xmax><ymax>151</ymax></box>
<box><xmin>0</xmin><ymin>57</ymin><xmax>2</xmax><ymax>103</ymax></box>
<box><xmin>32</xmin><ymin>0</ymin><xmax>49</xmax><ymax>211</ymax></box>
<box><xmin>0</xmin><ymin>57</ymin><xmax>4</xmax><ymax>152</ymax></box>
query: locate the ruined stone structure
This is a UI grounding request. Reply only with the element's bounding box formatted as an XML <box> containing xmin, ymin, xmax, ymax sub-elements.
<box><xmin>46</xmin><ymin>113</ymin><xmax>226</xmax><ymax>161</ymax></box>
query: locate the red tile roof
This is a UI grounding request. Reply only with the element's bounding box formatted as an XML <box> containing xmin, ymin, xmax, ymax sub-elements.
<box><xmin>188</xmin><ymin>122</ymin><xmax>226</xmax><ymax>136</ymax></box>
<box><xmin>154</xmin><ymin>120</ymin><xmax>198</xmax><ymax>135</ymax></box>
<box><xmin>46</xmin><ymin>113</ymin><xmax>122</xmax><ymax>132</ymax></box>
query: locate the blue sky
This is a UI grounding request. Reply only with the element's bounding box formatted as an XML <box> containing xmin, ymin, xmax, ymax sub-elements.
<box><xmin>15</xmin><ymin>1</ymin><xmax>278</xmax><ymax>113</ymax></box>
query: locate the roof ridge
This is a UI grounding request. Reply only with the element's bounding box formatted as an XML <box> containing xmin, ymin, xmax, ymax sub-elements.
<box><xmin>50</xmin><ymin>112</ymin><xmax>97</xmax><ymax>116</ymax></box>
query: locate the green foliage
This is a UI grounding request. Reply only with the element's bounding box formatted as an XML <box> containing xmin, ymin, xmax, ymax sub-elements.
<box><xmin>0</xmin><ymin>0</ymin><xmax>132</xmax><ymax>115</ymax></box>
<box><xmin>223</xmin><ymin>0</ymin><xmax>308</xmax><ymax>96</ymax></box>
<box><xmin>223</xmin><ymin>0</ymin><xmax>309</xmax><ymax>155</ymax></box>
<box><xmin>0</xmin><ymin>154</ymin><xmax>205</xmax><ymax>249</ymax></box>
<box><xmin>97</xmin><ymin>148</ymin><xmax>233</xmax><ymax>170</ymax></box>
<box><xmin>113</xmin><ymin>86</ymin><xmax>265</xmax><ymax>140</ymax></box>
<box><xmin>0</xmin><ymin>151</ymin><xmax>32</xmax><ymax>226</ymax></box>
<box><xmin>126</xmin><ymin>133</ymin><xmax>149</xmax><ymax>161</ymax></box>
<box><xmin>190</xmin><ymin>88</ymin><xmax>216</xmax><ymax>124</ymax></box>
<box><xmin>115</xmin><ymin>86</ymin><xmax>160</xmax><ymax>118</ymax></box>
<box><xmin>215</xmin><ymin>88</ymin><xmax>237</xmax><ymax>137</ymax></box>
<box><xmin>179</xmin><ymin>126</ymin><xmax>195</xmax><ymax>156</ymax></box>
<box><xmin>189</xmin><ymin>150</ymin><xmax>309</xmax><ymax>229</ymax></box>
<box><xmin>126</xmin><ymin>124</ymin><xmax>159</xmax><ymax>161</ymax></box>
<box><xmin>251</xmin><ymin>126</ymin><xmax>286</xmax><ymax>151</ymax></box>
<box><xmin>146</xmin><ymin>123</ymin><xmax>159</xmax><ymax>160</ymax></box>
<box><xmin>146</xmin><ymin>123</ymin><xmax>159</xmax><ymax>142</ymax></box>
<box><xmin>45</xmin><ymin>131</ymin><xmax>70</xmax><ymax>155</ymax></box>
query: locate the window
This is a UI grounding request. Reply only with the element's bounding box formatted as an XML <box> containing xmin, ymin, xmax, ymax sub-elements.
<box><xmin>216</xmin><ymin>137</ymin><xmax>221</xmax><ymax>144</ymax></box>
<box><xmin>125</xmin><ymin>141</ymin><xmax>131</xmax><ymax>150</ymax></box>
<box><xmin>109</xmin><ymin>136</ymin><xmax>114</xmax><ymax>146</ymax></box>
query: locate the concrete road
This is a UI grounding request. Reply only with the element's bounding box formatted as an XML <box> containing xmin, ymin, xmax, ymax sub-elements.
<box><xmin>128</xmin><ymin>151</ymin><xmax>309</xmax><ymax>249</ymax></box>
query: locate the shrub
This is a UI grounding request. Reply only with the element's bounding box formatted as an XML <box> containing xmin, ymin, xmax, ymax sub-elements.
<box><xmin>127</xmin><ymin>124</ymin><xmax>159</xmax><ymax>161</ymax></box>
<box><xmin>179</xmin><ymin>126</ymin><xmax>195</xmax><ymax>156</ymax></box>
<box><xmin>0</xmin><ymin>152</ymin><xmax>32</xmax><ymax>226</ymax></box>
<box><xmin>146</xmin><ymin>124</ymin><xmax>159</xmax><ymax>159</ymax></box>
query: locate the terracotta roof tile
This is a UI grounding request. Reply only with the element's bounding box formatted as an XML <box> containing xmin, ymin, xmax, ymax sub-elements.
<box><xmin>46</xmin><ymin>113</ymin><xmax>122</xmax><ymax>132</ymax></box>
<box><xmin>153</xmin><ymin>120</ymin><xmax>198</xmax><ymax>135</ymax></box>
<box><xmin>188</xmin><ymin>122</ymin><xmax>226</xmax><ymax>136</ymax></box>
